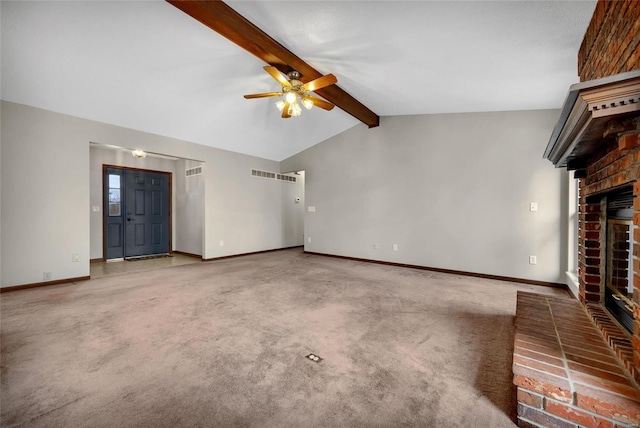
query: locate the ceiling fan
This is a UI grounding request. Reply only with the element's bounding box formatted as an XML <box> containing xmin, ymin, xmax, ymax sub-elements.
<box><xmin>244</xmin><ymin>66</ymin><xmax>337</xmax><ymax>118</ymax></box>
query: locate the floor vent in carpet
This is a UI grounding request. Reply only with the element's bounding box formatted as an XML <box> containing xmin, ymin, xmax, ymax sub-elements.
<box><xmin>306</xmin><ymin>353</ymin><xmax>322</xmax><ymax>362</ymax></box>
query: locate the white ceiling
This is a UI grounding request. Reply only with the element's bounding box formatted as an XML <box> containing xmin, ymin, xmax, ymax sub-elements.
<box><xmin>1</xmin><ymin>1</ymin><xmax>596</xmax><ymax>161</ymax></box>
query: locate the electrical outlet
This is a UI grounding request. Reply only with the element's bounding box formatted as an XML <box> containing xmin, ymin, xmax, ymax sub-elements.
<box><xmin>308</xmin><ymin>206</ymin><xmax>316</xmax><ymax>212</ymax></box>
<box><xmin>72</xmin><ymin>252</ymin><xmax>80</xmax><ymax>262</ymax></box>
<box><xmin>43</xmin><ymin>272</ymin><xmax>52</xmax><ymax>281</ymax></box>
<box><xmin>393</xmin><ymin>244</ymin><xmax>398</xmax><ymax>251</ymax></box>
<box><xmin>373</xmin><ymin>243</ymin><xmax>379</xmax><ymax>250</ymax></box>
<box><xmin>219</xmin><ymin>240</ymin><xmax>224</xmax><ymax>247</ymax></box>
<box><xmin>307</xmin><ymin>237</ymin><xmax>311</xmax><ymax>243</ymax></box>
<box><xmin>529</xmin><ymin>255</ymin><xmax>537</xmax><ymax>265</ymax></box>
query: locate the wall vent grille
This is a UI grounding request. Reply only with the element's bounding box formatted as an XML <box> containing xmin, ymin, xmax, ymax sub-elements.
<box><xmin>185</xmin><ymin>166</ymin><xmax>203</xmax><ymax>177</ymax></box>
<box><xmin>251</xmin><ymin>169</ymin><xmax>296</xmax><ymax>183</ymax></box>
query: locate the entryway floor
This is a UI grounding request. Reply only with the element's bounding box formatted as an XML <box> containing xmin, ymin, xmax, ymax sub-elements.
<box><xmin>90</xmin><ymin>253</ymin><xmax>201</xmax><ymax>279</ymax></box>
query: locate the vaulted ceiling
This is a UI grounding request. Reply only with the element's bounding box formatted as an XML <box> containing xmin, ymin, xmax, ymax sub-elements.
<box><xmin>1</xmin><ymin>1</ymin><xmax>596</xmax><ymax>161</ymax></box>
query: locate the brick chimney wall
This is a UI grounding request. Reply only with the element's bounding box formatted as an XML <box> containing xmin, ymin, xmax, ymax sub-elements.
<box><xmin>514</xmin><ymin>2</ymin><xmax>640</xmax><ymax>426</ymax></box>
<box><xmin>576</xmin><ymin>0</ymin><xmax>640</xmax><ymax>382</ymax></box>
<box><xmin>579</xmin><ymin>138</ymin><xmax>640</xmax><ymax>378</ymax></box>
<box><xmin>578</xmin><ymin>0</ymin><xmax>640</xmax><ymax>82</ymax></box>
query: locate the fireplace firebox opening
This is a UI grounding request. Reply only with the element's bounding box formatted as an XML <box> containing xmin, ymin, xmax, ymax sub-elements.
<box><xmin>604</xmin><ymin>186</ymin><xmax>636</xmax><ymax>333</ymax></box>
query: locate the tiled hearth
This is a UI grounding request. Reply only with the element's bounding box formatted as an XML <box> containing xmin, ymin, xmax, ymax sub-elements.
<box><xmin>514</xmin><ymin>292</ymin><xmax>640</xmax><ymax>427</ymax></box>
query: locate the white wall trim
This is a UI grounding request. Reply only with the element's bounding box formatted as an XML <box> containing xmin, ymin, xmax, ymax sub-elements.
<box><xmin>565</xmin><ymin>270</ymin><xmax>579</xmax><ymax>300</ymax></box>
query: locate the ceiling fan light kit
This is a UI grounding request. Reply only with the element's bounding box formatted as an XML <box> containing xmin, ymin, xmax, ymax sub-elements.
<box><xmin>244</xmin><ymin>66</ymin><xmax>337</xmax><ymax>119</ymax></box>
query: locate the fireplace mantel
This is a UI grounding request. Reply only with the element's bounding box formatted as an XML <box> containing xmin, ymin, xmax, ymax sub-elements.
<box><xmin>544</xmin><ymin>70</ymin><xmax>640</xmax><ymax>170</ymax></box>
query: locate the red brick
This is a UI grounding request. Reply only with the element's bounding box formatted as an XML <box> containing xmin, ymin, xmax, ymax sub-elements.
<box><xmin>585</xmin><ymin>283</ymin><xmax>602</xmax><ymax>293</ymax></box>
<box><xmin>584</xmin><ymin>214</ymin><xmax>602</xmax><ymax>222</ymax></box>
<box><xmin>581</xmin><ymin>230</ymin><xmax>602</xmax><ymax>240</ymax></box>
<box><xmin>571</xmin><ymin>371</ymin><xmax>639</xmax><ymax>400</ymax></box>
<box><xmin>518</xmin><ymin>403</ymin><xmax>579</xmax><ymax>428</ymax></box>
<box><xmin>584</xmin><ymin>222</ymin><xmax>603</xmax><ymax>231</ymax></box>
<box><xmin>584</xmin><ymin>275</ymin><xmax>602</xmax><ymax>284</ymax></box>
<box><xmin>609</xmin><ymin>155</ymin><xmax>635</xmax><ymax>177</ymax></box>
<box><xmin>515</xmin><ymin>328</ymin><xmax>558</xmax><ymax>344</ymax></box>
<box><xmin>581</xmin><ymin>265</ymin><xmax>601</xmax><ymax>276</ymax></box>
<box><xmin>584</xmin><ymin>204</ymin><xmax>602</xmax><ymax>213</ymax></box>
<box><xmin>515</xmin><ymin>355</ymin><xmax>568</xmax><ymax>378</ymax></box>
<box><xmin>575</xmin><ymin>383</ymin><xmax>640</xmax><ymax>424</ymax></box>
<box><xmin>517</xmin><ymin>419</ymin><xmax>541</xmax><ymax>428</ymax></box>
<box><xmin>563</xmin><ymin>345</ymin><xmax>621</xmax><ymax>367</ymax></box>
<box><xmin>513</xmin><ymin>366</ymin><xmax>573</xmax><ymax>403</ymax></box>
<box><xmin>515</xmin><ymin>347</ymin><xmax>566</xmax><ymax>368</ymax></box>
<box><xmin>545</xmin><ymin>399</ymin><xmax>615</xmax><ymax>428</ymax></box>
<box><xmin>567</xmin><ymin>361</ymin><xmax>626</xmax><ymax>378</ymax></box>
<box><xmin>515</xmin><ymin>339</ymin><xmax>563</xmax><ymax>358</ymax></box>
<box><xmin>619</xmin><ymin>133</ymin><xmax>640</xmax><ymax>150</ymax></box>
<box><xmin>559</xmin><ymin>329</ymin><xmax>607</xmax><ymax>344</ymax></box>
<box><xmin>563</xmin><ymin>341</ymin><xmax>618</xmax><ymax>361</ymax></box>
<box><xmin>518</xmin><ymin>387</ymin><xmax>544</xmax><ymax>409</ymax></box>
<box><xmin>585</xmin><ymin>258</ymin><xmax>602</xmax><ymax>266</ymax></box>
<box><xmin>584</xmin><ymin>292</ymin><xmax>602</xmax><ymax>303</ymax></box>
<box><xmin>611</xmin><ymin>171</ymin><xmax>629</xmax><ymax>187</ymax></box>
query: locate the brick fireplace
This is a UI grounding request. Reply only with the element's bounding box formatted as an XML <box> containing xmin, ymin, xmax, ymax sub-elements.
<box><xmin>513</xmin><ymin>2</ymin><xmax>640</xmax><ymax>427</ymax></box>
<box><xmin>516</xmin><ymin>75</ymin><xmax>640</xmax><ymax>425</ymax></box>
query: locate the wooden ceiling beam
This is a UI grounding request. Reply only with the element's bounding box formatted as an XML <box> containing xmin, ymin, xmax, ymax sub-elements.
<box><xmin>166</xmin><ymin>0</ymin><xmax>380</xmax><ymax>128</ymax></box>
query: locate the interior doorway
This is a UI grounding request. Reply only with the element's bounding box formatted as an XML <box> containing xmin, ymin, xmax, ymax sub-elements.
<box><xmin>288</xmin><ymin>170</ymin><xmax>305</xmax><ymax>246</ymax></box>
<box><xmin>104</xmin><ymin>166</ymin><xmax>171</xmax><ymax>260</ymax></box>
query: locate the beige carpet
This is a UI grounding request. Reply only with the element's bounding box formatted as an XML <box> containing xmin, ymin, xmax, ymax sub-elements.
<box><xmin>1</xmin><ymin>248</ymin><xmax>567</xmax><ymax>427</ymax></box>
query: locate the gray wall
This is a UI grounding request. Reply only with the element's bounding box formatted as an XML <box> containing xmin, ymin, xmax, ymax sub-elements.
<box><xmin>89</xmin><ymin>145</ymin><xmax>179</xmax><ymax>260</ymax></box>
<box><xmin>280</xmin><ymin>171</ymin><xmax>305</xmax><ymax>247</ymax></box>
<box><xmin>1</xmin><ymin>101</ymin><xmax>302</xmax><ymax>287</ymax></box>
<box><xmin>175</xmin><ymin>158</ymin><xmax>204</xmax><ymax>256</ymax></box>
<box><xmin>281</xmin><ymin>110</ymin><xmax>568</xmax><ymax>283</ymax></box>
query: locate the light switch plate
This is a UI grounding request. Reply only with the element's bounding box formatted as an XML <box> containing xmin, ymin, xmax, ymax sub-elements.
<box><xmin>530</xmin><ymin>202</ymin><xmax>538</xmax><ymax>212</ymax></box>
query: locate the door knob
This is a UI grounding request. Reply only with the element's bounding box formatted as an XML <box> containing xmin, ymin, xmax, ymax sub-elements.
<box><xmin>127</xmin><ymin>218</ymin><xmax>133</xmax><ymax>222</ymax></box>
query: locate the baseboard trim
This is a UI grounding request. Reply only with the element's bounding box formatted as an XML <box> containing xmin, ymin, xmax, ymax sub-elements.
<box><xmin>304</xmin><ymin>251</ymin><xmax>566</xmax><ymax>289</ymax></box>
<box><xmin>1</xmin><ymin>276</ymin><xmax>91</xmax><ymax>293</ymax></box>
<box><xmin>173</xmin><ymin>251</ymin><xmax>203</xmax><ymax>260</ymax></box>
<box><xmin>90</xmin><ymin>258</ymin><xmax>105</xmax><ymax>263</ymax></box>
<box><xmin>203</xmin><ymin>246</ymin><xmax>303</xmax><ymax>262</ymax></box>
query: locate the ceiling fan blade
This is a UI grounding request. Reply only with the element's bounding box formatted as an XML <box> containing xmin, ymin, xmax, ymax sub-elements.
<box><xmin>304</xmin><ymin>74</ymin><xmax>337</xmax><ymax>92</ymax></box>
<box><xmin>244</xmin><ymin>92</ymin><xmax>282</xmax><ymax>99</ymax></box>
<box><xmin>281</xmin><ymin>102</ymin><xmax>291</xmax><ymax>118</ymax></box>
<box><xmin>264</xmin><ymin>66</ymin><xmax>291</xmax><ymax>87</ymax></box>
<box><xmin>305</xmin><ymin>96</ymin><xmax>335</xmax><ymax>111</ymax></box>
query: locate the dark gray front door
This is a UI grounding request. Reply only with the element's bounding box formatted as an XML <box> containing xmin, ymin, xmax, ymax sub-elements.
<box><xmin>104</xmin><ymin>167</ymin><xmax>170</xmax><ymax>259</ymax></box>
<box><xmin>124</xmin><ymin>169</ymin><xmax>170</xmax><ymax>258</ymax></box>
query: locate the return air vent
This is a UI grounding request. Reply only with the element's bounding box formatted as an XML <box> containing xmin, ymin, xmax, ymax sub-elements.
<box><xmin>276</xmin><ymin>174</ymin><xmax>296</xmax><ymax>183</ymax></box>
<box><xmin>185</xmin><ymin>166</ymin><xmax>202</xmax><ymax>177</ymax></box>
<box><xmin>251</xmin><ymin>169</ymin><xmax>296</xmax><ymax>183</ymax></box>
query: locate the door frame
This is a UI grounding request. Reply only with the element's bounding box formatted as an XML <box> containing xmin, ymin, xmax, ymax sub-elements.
<box><xmin>102</xmin><ymin>164</ymin><xmax>173</xmax><ymax>260</ymax></box>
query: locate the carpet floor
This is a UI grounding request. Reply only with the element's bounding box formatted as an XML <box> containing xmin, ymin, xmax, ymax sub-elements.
<box><xmin>1</xmin><ymin>248</ymin><xmax>568</xmax><ymax>427</ymax></box>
